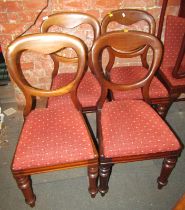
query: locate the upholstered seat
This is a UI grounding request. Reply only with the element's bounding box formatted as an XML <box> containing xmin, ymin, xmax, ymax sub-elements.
<box><xmin>13</xmin><ymin>106</ymin><xmax>95</xmax><ymax>171</ymax></box>
<box><xmin>110</xmin><ymin>66</ymin><xmax>169</xmax><ymax>100</ymax></box>
<box><xmin>48</xmin><ymin>72</ymin><xmax>101</xmax><ymax>108</ymax></box>
<box><xmin>101</xmin><ymin>100</ymin><xmax>180</xmax><ymax>158</ymax></box>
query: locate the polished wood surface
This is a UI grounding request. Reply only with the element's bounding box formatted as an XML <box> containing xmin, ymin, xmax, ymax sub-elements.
<box><xmin>92</xmin><ymin>31</ymin><xmax>162</xmax><ymax>105</ymax></box>
<box><xmin>172</xmin><ymin>34</ymin><xmax>185</xmax><ymax>79</ymax></box>
<box><xmin>157</xmin><ymin>0</ymin><xmax>168</xmax><ymax>39</ymax></box>
<box><xmin>101</xmin><ymin>9</ymin><xmax>156</xmax><ymax>69</ymax></box>
<box><xmin>41</xmin><ymin>12</ymin><xmax>100</xmax><ymax>67</ymax></box>
<box><xmin>179</xmin><ymin>0</ymin><xmax>185</xmax><ymax>18</ymax></box>
<box><xmin>101</xmin><ymin>9</ymin><xmax>156</xmax><ymax>34</ymax></box>
<box><xmin>6</xmin><ymin>33</ymin><xmax>88</xmax><ymax>116</ymax></box>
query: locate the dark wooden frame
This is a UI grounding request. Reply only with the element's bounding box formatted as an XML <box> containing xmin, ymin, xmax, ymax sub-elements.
<box><xmin>92</xmin><ymin>31</ymin><xmax>182</xmax><ymax>196</ymax></box>
<box><xmin>101</xmin><ymin>9</ymin><xmax>171</xmax><ymax>117</ymax></box>
<box><xmin>6</xmin><ymin>33</ymin><xmax>99</xmax><ymax>207</ymax></box>
<box><xmin>179</xmin><ymin>0</ymin><xmax>185</xmax><ymax>18</ymax></box>
<box><xmin>40</xmin><ymin>12</ymin><xmax>101</xmax><ymax>113</ymax></box>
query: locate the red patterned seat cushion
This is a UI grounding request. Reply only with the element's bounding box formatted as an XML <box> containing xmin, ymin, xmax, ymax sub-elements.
<box><xmin>160</xmin><ymin>15</ymin><xmax>185</xmax><ymax>86</ymax></box>
<box><xmin>48</xmin><ymin>72</ymin><xmax>101</xmax><ymax>108</ymax></box>
<box><xmin>110</xmin><ymin>66</ymin><xmax>169</xmax><ymax>100</ymax></box>
<box><xmin>12</xmin><ymin>106</ymin><xmax>96</xmax><ymax>171</ymax></box>
<box><xmin>101</xmin><ymin>100</ymin><xmax>181</xmax><ymax>158</ymax></box>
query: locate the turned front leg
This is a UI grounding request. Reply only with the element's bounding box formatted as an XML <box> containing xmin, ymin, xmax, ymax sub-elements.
<box><xmin>157</xmin><ymin>157</ymin><xmax>178</xmax><ymax>189</ymax></box>
<box><xmin>14</xmin><ymin>175</ymin><xmax>36</xmax><ymax>207</ymax></box>
<box><xmin>99</xmin><ymin>164</ymin><xmax>113</xmax><ymax>196</ymax></box>
<box><xmin>88</xmin><ymin>165</ymin><xmax>98</xmax><ymax>198</ymax></box>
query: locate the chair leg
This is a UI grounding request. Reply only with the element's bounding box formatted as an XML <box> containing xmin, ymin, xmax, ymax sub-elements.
<box><xmin>88</xmin><ymin>165</ymin><xmax>98</xmax><ymax>198</ymax></box>
<box><xmin>14</xmin><ymin>175</ymin><xmax>36</xmax><ymax>207</ymax></box>
<box><xmin>99</xmin><ymin>164</ymin><xmax>113</xmax><ymax>196</ymax></box>
<box><xmin>157</xmin><ymin>157</ymin><xmax>178</xmax><ymax>189</ymax></box>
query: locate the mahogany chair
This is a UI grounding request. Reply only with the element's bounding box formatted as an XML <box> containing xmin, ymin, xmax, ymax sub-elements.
<box><xmin>156</xmin><ymin>0</ymin><xmax>185</xmax><ymax>115</ymax></box>
<box><xmin>92</xmin><ymin>31</ymin><xmax>182</xmax><ymax>196</ymax></box>
<box><xmin>101</xmin><ymin>9</ymin><xmax>170</xmax><ymax>117</ymax></box>
<box><xmin>6</xmin><ymin>33</ymin><xmax>98</xmax><ymax>207</ymax></box>
<box><xmin>40</xmin><ymin>12</ymin><xmax>101</xmax><ymax>112</ymax></box>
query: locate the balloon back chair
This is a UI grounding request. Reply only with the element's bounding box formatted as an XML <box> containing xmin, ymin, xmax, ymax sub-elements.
<box><xmin>6</xmin><ymin>33</ymin><xmax>98</xmax><ymax>207</ymax></box>
<box><xmin>101</xmin><ymin>9</ymin><xmax>170</xmax><ymax>117</ymax></box>
<box><xmin>156</xmin><ymin>0</ymin><xmax>185</xmax><ymax>115</ymax></box>
<box><xmin>41</xmin><ymin>12</ymin><xmax>101</xmax><ymax>112</ymax></box>
<box><xmin>92</xmin><ymin>31</ymin><xmax>182</xmax><ymax>196</ymax></box>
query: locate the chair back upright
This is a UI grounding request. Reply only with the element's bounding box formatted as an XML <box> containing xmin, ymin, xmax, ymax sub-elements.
<box><xmin>6</xmin><ymin>33</ymin><xmax>87</xmax><ymax>116</ymax></box>
<box><xmin>101</xmin><ymin>9</ymin><xmax>155</xmax><ymax>34</ymax></box>
<box><xmin>92</xmin><ymin>31</ymin><xmax>163</xmax><ymax>109</ymax></box>
<box><xmin>101</xmin><ymin>9</ymin><xmax>156</xmax><ymax>70</ymax></box>
<box><xmin>41</xmin><ymin>12</ymin><xmax>100</xmax><ymax>75</ymax></box>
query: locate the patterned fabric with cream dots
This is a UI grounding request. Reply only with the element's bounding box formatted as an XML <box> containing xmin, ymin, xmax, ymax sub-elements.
<box><xmin>162</xmin><ymin>15</ymin><xmax>185</xmax><ymax>70</ymax></box>
<box><xmin>161</xmin><ymin>66</ymin><xmax>185</xmax><ymax>86</ymax></box>
<box><xmin>160</xmin><ymin>15</ymin><xmax>185</xmax><ymax>86</ymax></box>
<box><xmin>48</xmin><ymin>72</ymin><xmax>101</xmax><ymax>108</ymax></box>
<box><xmin>110</xmin><ymin>66</ymin><xmax>169</xmax><ymax>100</ymax></box>
<box><xmin>101</xmin><ymin>100</ymin><xmax>181</xmax><ymax>158</ymax></box>
<box><xmin>12</xmin><ymin>106</ymin><xmax>95</xmax><ymax>171</ymax></box>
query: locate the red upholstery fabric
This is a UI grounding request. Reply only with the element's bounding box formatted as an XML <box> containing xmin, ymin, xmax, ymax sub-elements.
<box><xmin>160</xmin><ymin>15</ymin><xmax>185</xmax><ymax>86</ymax></box>
<box><xmin>12</xmin><ymin>106</ymin><xmax>95</xmax><ymax>171</ymax></box>
<box><xmin>110</xmin><ymin>66</ymin><xmax>169</xmax><ymax>100</ymax></box>
<box><xmin>48</xmin><ymin>72</ymin><xmax>101</xmax><ymax>108</ymax></box>
<box><xmin>162</xmin><ymin>15</ymin><xmax>185</xmax><ymax>70</ymax></box>
<box><xmin>101</xmin><ymin>100</ymin><xmax>181</xmax><ymax>158</ymax></box>
<box><xmin>160</xmin><ymin>66</ymin><xmax>185</xmax><ymax>86</ymax></box>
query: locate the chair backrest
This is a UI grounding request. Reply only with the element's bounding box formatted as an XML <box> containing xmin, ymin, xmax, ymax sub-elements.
<box><xmin>92</xmin><ymin>31</ymin><xmax>163</xmax><ymax>109</ymax></box>
<box><xmin>161</xmin><ymin>15</ymin><xmax>185</xmax><ymax>70</ymax></box>
<box><xmin>6</xmin><ymin>33</ymin><xmax>87</xmax><ymax>116</ymax></box>
<box><xmin>41</xmin><ymin>12</ymin><xmax>100</xmax><ymax>64</ymax></box>
<box><xmin>101</xmin><ymin>9</ymin><xmax>155</xmax><ymax>34</ymax></box>
<box><xmin>101</xmin><ymin>9</ymin><xmax>156</xmax><ymax>69</ymax></box>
